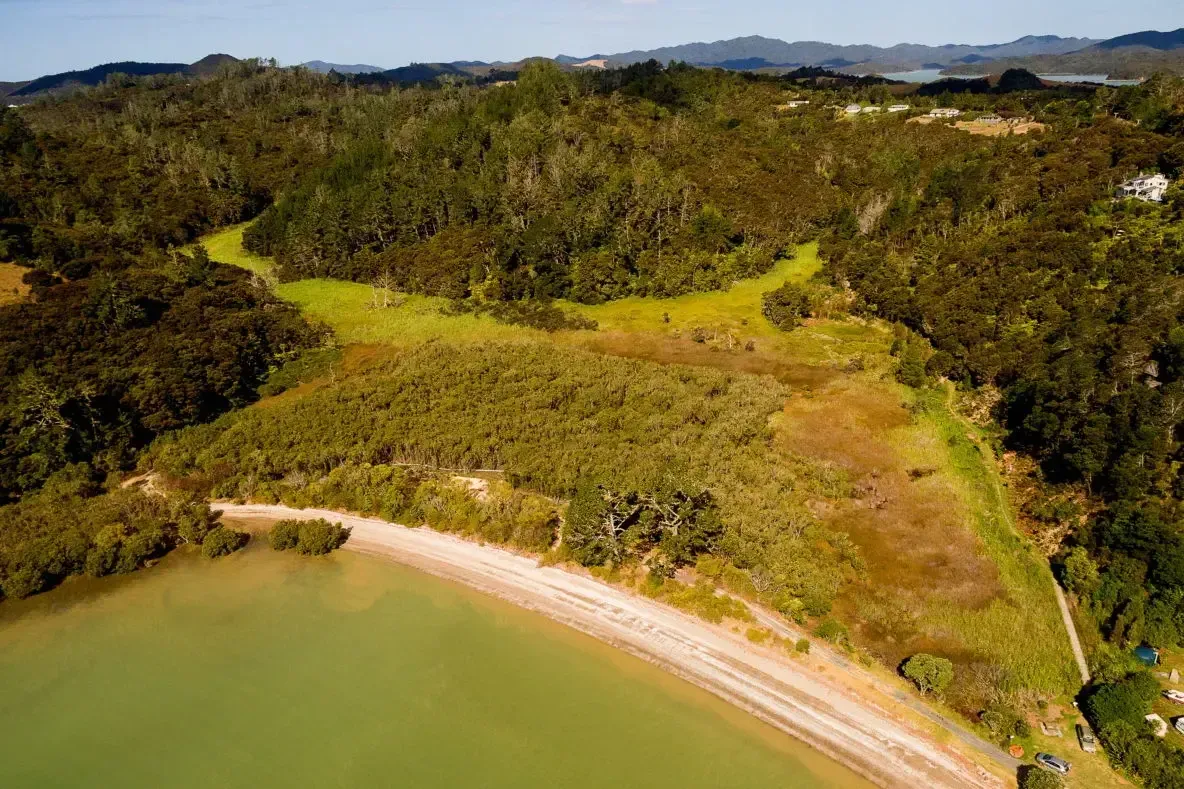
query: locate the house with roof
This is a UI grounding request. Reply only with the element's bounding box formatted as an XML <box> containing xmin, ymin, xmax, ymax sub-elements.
<box><xmin>928</xmin><ymin>108</ymin><xmax>961</xmax><ymax>118</ymax></box>
<box><xmin>861</xmin><ymin>105</ymin><xmax>881</xmax><ymax>113</ymax></box>
<box><xmin>844</xmin><ymin>104</ymin><xmax>862</xmax><ymax>114</ymax></box>
<box><xmin>1118</xmin><ymin>173</ymin><xmax>1170</xmax><ymax>203</ymax></box>
<box><xmin>787</xmin><ymin>100</ymin><xmax>809</xmax><ymax>108</ymax></box>
<box><xmin>887</xmin><ymin>104</ymin><xmax>910</xmax><ymax>113</ymax></box>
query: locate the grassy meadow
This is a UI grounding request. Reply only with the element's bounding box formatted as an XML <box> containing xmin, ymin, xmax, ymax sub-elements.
<box><xmin>196</xmin><ymin>223</ymin><xmax>1079</xmax><ymax>705</ymax></box>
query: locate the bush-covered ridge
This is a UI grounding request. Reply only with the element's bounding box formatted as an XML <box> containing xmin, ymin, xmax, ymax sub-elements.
<box><xmin>0</xmin><ymin>249</ymin><xmax>321</xmax><ymax>502</ymax></box>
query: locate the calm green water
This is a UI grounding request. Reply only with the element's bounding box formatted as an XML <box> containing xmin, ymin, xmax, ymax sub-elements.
<box><xmin>0</xmin><ymin>544</ymin><xmax>867</xmax><ymax>788</ymax></box>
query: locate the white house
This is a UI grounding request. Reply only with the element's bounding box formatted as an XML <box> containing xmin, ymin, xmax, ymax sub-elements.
<box><xmin>860</xmin><ymin>105</ymin><xmax>881</xmax><ymax>113</ymax></box>
<box><xmin>1118</xmin><ymin>173</ymin><xmax>1170</xmax><ymax>203</ymax></box>
<box><xmin>928</xmin><ymin>108</ymin><xmax>961</xmax><ymax>118</ymax></box>
<box><xmin>787</xmin><ymin>100</ymin><xmax>810</xmax><ymax>108</ymax></box>
<box><xmin>844</xmin><ymin>104</ymin><xmax>862</xmax><ymax>114</ymax></box>
<box><xmin>978</xmin><ymin>114</ymin><xmax>1003</xmax><ymax>125</ymax></box>
<box><xmin>887</xmin><ymin>104</ymin><xmax>911</xmax><ymax>113</ymax></box>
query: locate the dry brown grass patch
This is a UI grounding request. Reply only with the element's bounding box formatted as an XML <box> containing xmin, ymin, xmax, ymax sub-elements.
<box><xmin>778</xmin><ymin>378</ymin><xmax>1004</xmax><ymax>664</ymax></box>
<box><xmin>575</xmin><ymin>330</ymin><xmax>841</xmax><ymax>389</ymax></box>
<box><xmin>0</xmin><ymin>263</ymin><xmax>30</xmax><ymax>306</ymax></box>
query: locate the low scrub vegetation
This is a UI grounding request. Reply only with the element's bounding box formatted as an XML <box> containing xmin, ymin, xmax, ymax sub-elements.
<box><xmin>268</xmin><ymin>518</ymin><xmax>350</xmax><ymax>555</ymax></box>
<box><xmin>147</xmin><ymin>342</ymin><xmax>861</xmax><ymax>617</ymax></box>
<box><xmin>0</xmin><ymin>471</ymin><xmax>230</xmax><ymax>600</ymax></box>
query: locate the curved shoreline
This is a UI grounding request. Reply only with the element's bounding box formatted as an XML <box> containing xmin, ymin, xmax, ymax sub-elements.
<box><xmin>218</xmin><ymin>503</ymin><xmax>1002</xmax><ymax>789</ymax></box>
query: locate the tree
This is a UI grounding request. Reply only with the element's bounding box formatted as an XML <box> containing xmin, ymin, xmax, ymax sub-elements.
<box><xmin>1062</xmin><ymin>546</ymin><xmax>1100</xmax><ymax>597</ymax></box>
<box><xmin>1085</xmin><ymin>676</ymin><xmax>1154</xmax><ymax>729</ymax></box>
<box><xmin>201</xmin><ymin>526</ymin><xmax>248</xmax><ymax>558</ymax></box>
<box><xmin>896</xmin><ymin>343</ymin><xmax>927</xmax><ymax>388</ymax></box>
<box><xmin>761</xmin><ymin>282</ymin><xmax>811</xmax><ymax>330</ymax></box>
<box><xmin>902</xmin><ymin>653</ymin><xmax>954</xmax><ymax>696</ymax></box>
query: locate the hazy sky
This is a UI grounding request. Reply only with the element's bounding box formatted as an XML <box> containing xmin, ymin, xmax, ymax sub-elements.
<box><xmin>2</xmin><ymin>0</ymin><xmax>1182</xmax><ymax>80</ymax></box>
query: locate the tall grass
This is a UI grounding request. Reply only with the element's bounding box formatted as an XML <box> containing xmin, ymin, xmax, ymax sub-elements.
<box><xmin>905</xmin><ymin>387</ymin><xmax>1079</xmax><ymax>694</ymax></box>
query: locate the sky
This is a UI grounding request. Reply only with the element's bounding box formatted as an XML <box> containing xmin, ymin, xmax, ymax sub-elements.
<box><xmin>1</xmin><ymin>0</ymin><xmax>1182</xmax><ymax>81</ymax></box>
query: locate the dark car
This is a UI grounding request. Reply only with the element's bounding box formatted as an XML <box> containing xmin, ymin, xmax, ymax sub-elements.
<box><xmin>1035</xmin><ymin>752</ymin><xmax>1071</xmax><ymax>774</ymax></box>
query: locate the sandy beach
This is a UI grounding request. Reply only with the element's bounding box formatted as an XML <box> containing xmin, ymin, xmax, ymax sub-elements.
<box><xmin>218</xmin><ymin>503</ymin><xmax>1003</xmax><ymax>789</ymax></box>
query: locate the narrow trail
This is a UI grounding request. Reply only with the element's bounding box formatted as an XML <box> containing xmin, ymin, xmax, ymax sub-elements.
<box><xmin>1053</xmin><ymin>582</ymin><xmax>1092</xmax><ymax>685</ymax></box>
<box><xmin>217</xmin><ymin>503</ymin><xmax>1005</xmax><ymax>789</ymax></box>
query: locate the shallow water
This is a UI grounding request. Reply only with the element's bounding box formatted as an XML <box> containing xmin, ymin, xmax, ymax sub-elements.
<box><xmin>879</xmin><ymin>68</ymin><xmax>1141</xmax><ymax>86</ymax></box>
<box><xmin>0</xmin><ymin>544</ymin><xmax>869</xmax><ymax>788</ymax></box>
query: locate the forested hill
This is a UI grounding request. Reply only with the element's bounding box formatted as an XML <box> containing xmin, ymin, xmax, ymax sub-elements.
<box><xmin>7</xmin><ymin>55</ymin><xmax>239</xmax><ymax>101</ymax></box>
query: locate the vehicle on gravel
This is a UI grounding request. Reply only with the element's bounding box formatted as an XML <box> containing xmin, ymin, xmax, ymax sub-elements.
<box><xmin>1164</xmin><ymin>689</ymin><xmax>1184</xmax><ymax>704</ymax></box>
<box><xmin>1035</xmin><ymin>752</ymin><xmax>1071</xmax><ymax>774</ymax></box>
<box><xmin>1076</xmin><ymin>723</ymin><xmax>1097</xmax><ymax>753</ymax></box>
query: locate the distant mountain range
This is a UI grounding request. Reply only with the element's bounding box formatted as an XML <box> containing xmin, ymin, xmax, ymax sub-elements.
<box><xmin>300</xmin><ymin>61</ymin><xmax>386</xmax><ymax>74</ymax></box>
<box><xmin>944</xmin><ymin>28</ymin><xmax>1184</xmax><ymax>78</ymax></box>
<box><xmin>3</xmin><ymin>55</ymin><xmax>237</xmax><ymax>102</ymax></box>
<box><xmin>558</xmin><ymin>34</ymin><xmax>1099</xmax><ymax>73</ymax></box>
<box><xmin>6</xmin><ymin>28</ymin><xmax>1184</xmax><ymax>105</ymax></box>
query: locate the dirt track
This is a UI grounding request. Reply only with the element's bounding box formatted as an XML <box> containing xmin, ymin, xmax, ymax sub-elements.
<box><xmin>217</xmin><ymin>503</ymin><xmax>1003</xmax><ymax>789</ymax></box>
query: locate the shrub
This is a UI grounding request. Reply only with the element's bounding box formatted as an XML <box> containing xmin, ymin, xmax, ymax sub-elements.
<box><xmin>761</xmin><ymin>281</ymin><xmax>811</xmax><ymax>330</ymax></box>
<box><xmin>268</xmin><ymin>519</ymin><xmax>301</xmax><ymax>551</ymax></box>
<box><xmin>980</xmin><ymin>701</ymin><xmax>1027</xmax><ymax>740</ymax></box>
<box><xmin>295</xmin><ymin>519</ymin><xmax>351</xmax><ymax>556</ymax></box>
<box><xmin>1018</xmin><ymin>766</ymin><xmax>1062</xmax><ymax>789</ymax></box>
<box><xmin>201</xmin><ymin>526</ymin><xmax>248</xmax><ymax>559</ymax></box>
<box><xmin>901</xmin><ymin>653</ymin><xmax>954</xmax><ymax>696</ymax></box>
<box><xmin>795</xmin><ymin>638</ymin><xmax>811</xmax><ymax>654</ymax></box>
<box><xmin>814</xmin><ymin>618</ymin><xmax>849</xmax><ymax>644</ymax></box>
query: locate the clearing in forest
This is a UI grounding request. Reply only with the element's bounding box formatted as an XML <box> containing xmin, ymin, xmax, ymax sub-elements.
<box><xmin>0</xmin><ymin>263</ymin><xmax>29</xmax><ymax>305</ymax></box>
<box><xmin>196</xmin><ymin>223</ymin><xmax>1078</xmax><ymax>705</ymax></box>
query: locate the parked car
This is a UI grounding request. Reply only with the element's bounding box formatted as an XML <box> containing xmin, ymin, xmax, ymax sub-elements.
<box><xmin>1076</xmin><ymin>723</ymin><xmax>1098</xmax><ymax>753</ymax></box>
<box><xmin>1174</xmin><ymin>717</ymin><xmax>1184</xmax><ymax>736</ymax></box>
<box><xmin>1035</xmin><ymin>752</ymin><xmax>1071</xmax><ymax>774</ymax></box>
<box><xmin>1164</xmin><ymin>689</ymin><xmax>1184</xmax><ymax>704</ymax></box>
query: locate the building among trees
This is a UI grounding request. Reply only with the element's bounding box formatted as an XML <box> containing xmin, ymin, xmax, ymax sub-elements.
<box><xmin>1117</xmin><ymin>173</ymin><xmax>1171</xmax><ymax>202</ymax></box>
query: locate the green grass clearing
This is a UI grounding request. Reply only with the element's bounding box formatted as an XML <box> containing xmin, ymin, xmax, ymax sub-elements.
<box><xmin>200</xmin><ymin>224</ymin><xmax>273</xmax><ymax>275</ymax></box>
<box><xmin>562</xmin><ymin>246</ymin><xmax>821</xmax><ymax>337</ymax></box>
